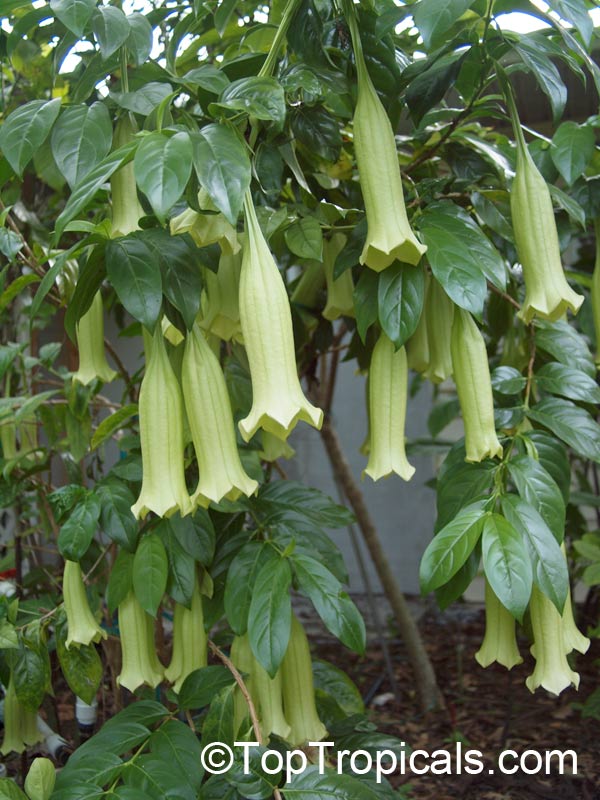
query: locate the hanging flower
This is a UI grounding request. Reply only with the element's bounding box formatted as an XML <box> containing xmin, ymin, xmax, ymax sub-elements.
<box><xmin>281</xmin><ymin>615</ymin><xmax>327</xmax><ymax>746</ymax></box>
<box><xmin>591</xmin><ymin>218</ymin><xmax>600</xmax><ymax>366</ymax></box>
<box><xmin>323</xmin><ymin>234</ymin><xmax>355</xmax><ymax>321</ymax></box>
<box><xmin>259</xmin><ymin>430</ymin><xmax>295</xmax><ymax>462</ymax></box>
<box><xmin>165</xmin><ymin>573</ymin><xmax>207</xmax><ymax>693</ymax></box>
<box><xmin>526</xmin><ymin>586</ymin><xmax>579</xmax><ymax>695</ymax></box>
<box><xmin>475</xmin><ymin>580</ymin><xmax>522</xmax><ymax>670</ymax></box>
<box><xmin>230</xmin><ymin>634</ymin><xmax>291</xmax><ymax>741</ymax></box>
<box><xmin>424</xmin><ymin>278</ymin><xmax>453</xmax><ymax>384</ymax></box>
<box><xmin>170</xmin><ymin>188</ymin><xmax>241</xmax><ymax>256</ymax></box>
<box><xmin>238</xmin><ymin>193</ymin><xmax>323</xmax><ymax>442</ymax></box>
<box><xmin>347</xmin><ymin>16</ymin><xmax>425</xmax><ymax>271</ymax></box>
<box><xmin>111</xmin><ymin>115</ymin><xmax>144</xmax><ymax>238</ymax></box>
<box><xmin>559</xmin><ymin>544</ymin><xmax>590</xmax><ymax>656</ymax></box>
<box><xmin>182</xmin><ymin>323</ymin><xmax>258</xmax><ymax>507</ymax></box>
<box><xmin>406</xmin><ymin>274</ymin><xmax>430</xmax><ymax>374</ymax></box>
<box><xmin>364</xmin><ymin>333</ymin><xmax>414</xmax><ymax>482</ymax></box>
<box><xmin>451</xmin><ymin>307</ymin><xmax>502</xmax><ymax>463</ymax></box>
<box><xmin>509</xmin><ymin>113</ymin><xmax>583</xmax><ymax>323</ymax></box>
<box><xmin>131</xmin><ymin>325</ymin><xmax>191</xmax><ymax>520</ymax></box>
<box><xmin>63</xmin><ymin>560</ymin><xmax>107</xmax><ymax>649</ymax></box>
<box><xmin>0</xmin><ymin>675</ymin><xmax>42</xmax><ymax>755</ymax></box>
<box><xmin>199</xmin><ymin>251</ymin><xmax>243</xmax><ymax>342</ymax></box>
<box><xmin>73</xmin><ymin>292</ymin><xmax>117</xmax><ymax>386</ymax></box>
<box><xmin>117</xmin><ymin>591</ymin><xmax>164</xmax><ymax>693</ymax></box>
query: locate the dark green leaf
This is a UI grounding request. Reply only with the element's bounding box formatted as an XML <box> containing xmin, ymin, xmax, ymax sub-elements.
<box><xmin>14</xmin><ymin>641</ymin><xmax>51</xmax><ymax>712</ymax></box>
<box><xmin>110</xmin><ymin>82</ymin><xmax>174</xmax><ymax>116</ymax></box>
<box><xmin>420</xmin><ymin>501</ymin><xmax>488</xmax><ymax>593</ymax></box>
<box><xmin>377</xmin><ymin>263</ymin><xmax>425</xmax><ymax>349</ymax></box>
<box><xmin>482</xmin><ymin>513</ymin><xmax>532</xmax><ymax>621</ymax></box>
<box><xmin>247</xmin><ymin>557</ymin><xmax>292</xmax><ymax>677</ymax></box>
<box><xmin>535</xmin><ymin>362</ymin><xmax>600</xmax><ymax>404</ymax></box>
<box><xmin>491</xmin><ymin>366</ymin><xmax>526</xmax><ymax>395</ymax></box>
<box><xmin>58</xmin><ymin>493</ymin><xmax>101</xmax><ymax>561</ymax></box>
<box><xmin>0</xmin><ymin>98</ymin><xmax>61</xmax><ymax>177</ymax></box>
<box><xmin>51</xmin><ymin>103</ymin><xmax>112</xmax><ymax>189</ymax></box>
<box><xmin>513</xmin><ymin>35</ymin><xmax>567</xmax><ymax>121</ymax></box>
<box><xmin>92</xmin><ymin>6</ymin><xmax>130</xmax><ymax>60</ymax></box>
<box><xmin>106</xmin><ymin>550</ymin><xmax>134</xmax><ymax>614</ymax></box>
<box><xmin>435</xmin><ymin>443</ymin><xmax>496</xmax><ymax>530</ymax></box>
<box><xmin>545</xmin><ymin>0</ymin><xmax>593</xmax><ymax>47</ymax></box>
<box><xmin>163</xmin><ymin>528</ymin><xmax>195</xmax><ymax>606</ymax></box>
<box><xmin>56</xmin><ymin>612</ymin><xmax>102</xmax><ymax>705</ymax></box>
<box><xmin>133</xmin><ymin>533</ymin><xmax>168</xmax><ymax>616</ymax></box>
<box><xmin>161</xmin><ymin>513</ymin><xmax>215</xmax><ymax>565</ymax></box>
<box><xmin>283</xmin><ymin>766</ymin><xmax>384</xmax><ymax>800</ymax></box>
<box><xmin>527</xmin><ymin>397</ymin><xmax>600</xmax><ymax>462</ymax></box>
<box><xmin>508</xmin><ymin>455</ymin><xmax>565</xmax><ymax>540</ymax></box>
<box><xmin>134</xmin><ymin>132</ymin><xmax>193</xmax><ymax>220</ymax></box>
<box><xmin>254</xmin><ymin>481</ymin><xmax>354</xmax><ymax>529</ymax></box>
<box><xmin>96</xmin><ymin>480</ymin><xmax>138</xmax><ymax>551</ymax></box>
<box><xmin>201</xmin><ymin>684</ymin><xmax>236</xmax><ymax>747</ymax></box>
<box><xmin>353</xmin><ymin>269</ymin><xmax>378</xmax><ymax>343</ymax></box>
<box><xmin>501</xmin><ymin>494</ymin><xmax>568</xmax><ymax>612</ymax></box>
<box><xmin>177</xmin><ymin>666</ymin><xmax>235</xmax><ymax>709</ymax></box>
<box><xmin>406</xmin><ymin>51</ymin><xmax>468</xmax><ymax>124</ymax></box>
<box><xmin>292</xmin><ymin>553</ymin><xmax>365</xmax><ymax>653</ymax></box>
<box><xmin>91</xmin><ymin>404</ymin><xmax>138</xmax><ymax>450</ymax></box>
<box><xmin>535</xmin><ymin>319</ymin><xmax>595</xmax><ymax>377</ymax></box>
<box><xmin>126</xmin><ymin>13</ymin><xmax>153</xmax><ymax>66</ymax></box>
<box><xmin>105</xmin><ymin>235</ymin><xmax>163</xmax><ymax>332</ymax></box>
<box><xmin>550</xmin><ymin>121</ymin><xmax>595</xmax><ymax>186</ymax></box>
<box><xmin>148</xmin><ymin>720</ymin><xmax>204</xmax><ymax>792</ymax></box>
<box><xmin>150</xmin><ymin>230</ymin><xmax>203</xmax><ymax>330</ymax></box>
<box><xmin>192</xmin><ymin>125</ymin><xmax>251</xmax><ymax>224</ymax></box>
<box><xmin>50</xmin><ymin>0</ymin><xmax>95</xmax><ymax>36</ymax></box>
<box><xmin>312</xmin><ymin>660</ymin><xmax>364</xmax><ymax>716</ymax></box>
<box><xmin>413</xmin><ymin>0</ymin><xmax>476</xmax><ymax>49</ymax></box>
<box><xmin>224</xmin><ymin>542</ymin><xmax>272</xmax><ymax>635</ymax></box>
<box><xmin>181</xmin><ymin>64</ymin><xmax>230</xmax><ymax>94</ymax></box>
<box><xmin>217</xmin><ymin>77</ymin><xmax>286</xmax><ymax>125</ymax></box>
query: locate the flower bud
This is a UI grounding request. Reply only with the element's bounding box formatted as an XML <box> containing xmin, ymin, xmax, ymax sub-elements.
<box><xmin>323</xmin><ymin>234</ymin><xmax>354</xmax><ymax>321</ymax></box>
<box><xmin>170</xmin><ymin>188</ymin><xmax>241</xmax><ymax>256</ymax></box>
<box><xmin>475</xmin><ymin>580</ymin><xmax>522</xmax><ymax>670</ymax></box>
<box><xmin>281</xmin><ymin>615</ymin><xmax>327</xmax><ymax>746</ymax></box>
<box><xmin>63</xmin><ymin>560</ymin><xmax>107</xmax><ymax>649</ymax></box>
<box><xmin>238</xmin><ymin>194</ymin><xmax>323</xmax><ymax>442</ymax></box>
<box><xmin>200</xmin><ymin>252</ymin><xmax>243</xmax><ymax>342</ymax></box>
<box><xmin>424</xmin><ymin>278</ymin><xmax>453</xmax><ymax>384</ymax></box>
<box><xmin>131</xmin><ymin>325</ymin><xmax>191</xmax><ymax>519</ymax></box>
<box><xmin>511</xmin><ymin>138</ymin><xmax>583</xmax><ymax>323</ymax></box>
<box><xmin>259</xmin><ymin>430</ymin><xmax>295</xmax><ymax>462</ymax></box>
<box><xmin>73</xmin><ymin>292</ymin><xmax>117</xmax><ymax>386</ymax></box>
<box><xmin>111</xmin><ymin>116</ymin><xmax>144</xmax><ymax>238</ymax></box>
<box><xmin>231</xmin><ymin>634</ymin><xmax>291</xmax><ymax>741</ymax></box>
<box><xmin>351</xmin><ymin>45</ymin><xmax>425</xmax><ymax>270</ymax></box>
<box><xmin>117</xmin><ymin>591</ymin><xmax>164</xmax><ymax>693</ymax></box>
<box><xmin>182</xmin><ymin>323</ymin><xmax>258</xmax><ymax>507</ymax></box>
<box><xmin>364</xmin><ymin>333</ymin><xmax>414</xmax><ymax>482</ymax></box>
<box><xmin>526</xmin><ymin>585</ymin><xmax>579</xmax><ymax>695</ymax></box>
<box><xmin>165</xmin><ymin>574</ymin><xmax>207</xmax><ymax>693</ymax></box>
<box><xmin>0</xmin><ymin>675</ymin><xmax>42</xmax><ymax>755</ymax></box>
<box><xmin>451</xmin><ymin>307</ymin><xmax>502</xmax><ymax>463</ymax></box>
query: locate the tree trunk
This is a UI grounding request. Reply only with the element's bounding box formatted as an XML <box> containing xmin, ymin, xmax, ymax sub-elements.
<box><xmin>319</xmin><ymin>414</ymin><xmax>444</xmax><ymax>712</ymax></box>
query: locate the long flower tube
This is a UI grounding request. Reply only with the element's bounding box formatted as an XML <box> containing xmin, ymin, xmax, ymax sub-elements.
<box><xmin>451</xmin><ymin>307</ymin><xmax>503</xmax><ymax>463</ymax></box>
<box><xmin>200</xmin><ymin>252</ymin><xmax>243</xmax><ymax>342</ymax></box>
<box><xmin>406</xmin><ymin>274</ymin><xmax>430</xmax><ymax>374</ymax></box>
<box><xmin>230</xmin><ymin>634</ymin><xmax>291</xmax><ymax>741</ymax></box>
<box><xmin>0</xmin><ymin>675</ymin><xmax>43</xmax><ymax>755</ymax></box>
<box><xmin>110</xmin><ymin>114</ymin><xmax>144</xmax><ymax>238</ymax></box>
<box><xmin>63</xmin><ymin>560</ymin><xmax>107</xmax><ymax>649</ymax></box>
<box><xmin>117</xmin><ymin>591</ymin><xmax>164</xmax><ymax>693</ymax></box>
<box><xmin>526</xmin><ymin>586</ymin><xmax>580</xmax><ymax>695</ymax></box>
<box><xmin>344</xmin><ymin>1</ymin><xmax>426</xmax><ymax>271</ymax></box>
<box><xmin>364</xmin><ymin>333</ymin><xmax>414</xmax><ymax>482</ymax></box>
<box><xmin>503</xmin><ymin>81</ymin><xmax>583</xmax><ymax>323</ymax></box>
<box><xmin>559</xmin><ymin>544</ymin><xmax>590</xmax><ymax>656</ymax></box>
<box><xmin>424</xmin><ymin>278</ymin><xmax>453</xmax><ymax>384</ymax></box>
<box><xmin>281</xmin><ymin>615</ymin><xmax>327</xmax><ymax>746</ymax></box>
<box><xmin>475</xmin><ymin>580</ymin><xmax>522</xmax><ymax>670</ymax></box>
<box><xmin>131</xmin><ymin>325</ymin><xmax>191</xmax><ymax>519</ymax></box>
<box><xmin>73</xmin><ymin>291</ymin><xmax>117</xmax><ymax>386</ymax></box>
<box><xmin>165</xmin><ymin>574</ymin><xmax>207</xmax><ymax>693</ymax></box>
<box><xmin>238</xmin><ymin>193</ymin><xmax>323</xmax><ymax>442</ymax></box>
<box><xmin>182</xmin><ymin>323</ymin><xmax>258</xmax><ymax>507</ymax></box>
<box><xmin>323</xmin><ymin>234</ymin><xmax>354</xmax><ymax>321</ymax></box>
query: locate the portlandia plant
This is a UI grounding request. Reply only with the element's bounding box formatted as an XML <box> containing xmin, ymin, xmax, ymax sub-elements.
<box><xmin>1</xmin><ymin>0</ymin><xmax>599</xmax><ymax>792</ymax></box>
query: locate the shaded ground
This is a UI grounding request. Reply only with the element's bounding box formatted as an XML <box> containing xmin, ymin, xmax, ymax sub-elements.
<box><xmin>315</xmin><ymin>600</ymin><xmax>600</xmax><ymax>800</ymax></box>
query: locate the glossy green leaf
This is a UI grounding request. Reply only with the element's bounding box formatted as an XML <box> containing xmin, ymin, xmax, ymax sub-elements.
<box><xmin>148</xmin><ymin>720</ymin><xmax>204</xmax><ymax>792</ymax></box>
<box><xmin>133</xmin><ymin>533</ymin><xmax>168</xmax><ymax>616</ymax></box>
<box><xmin>134</xmin><ymin>131</ymin><xmax>193</xmax><ymax>220</ymax></box>
<box><xmin>527</xmin><ymin>397</ymin><xmax>600</xmax><ymax>463</ymax></box>
<box><xmin>247</xmin><ymin>557</ymin><xmax>292</xmax><ymax>677</ymax></box>
<box><xmin>177</xmin><ymin>666</ymin><xmax>235</xmax><ymax>709</ymax></box>
<box><xmin>58</xmin><ymin>493</ymin><xmax>101</xmax><ymax>561</ymax></box>
<box><xmin>285</xmin><ymin>217</ymin><xmax>323</xmax><ymax>260</ymax></box>
<box><xmin>491</xmin><ymin>366</ymin><xmax>527</xmax><ymax>395</ymax></box>
<box><xmin>413</xmin><ymin>0</ymin><xmax>475</xmax><ymax>49</ymax></box>
<box><xmin>550</xmin><ymin>121</ymin><xmax>595</xmax><ymax>185</ymax></box>
<box><xmin>513</xmin><ymin>35</ymin><xmax>567</xmax><ymax>122</ymax></box>
<box><xmin>126</xmin><ymin>12</ymin><xmax>153</xmax><ymax>66</ymax></box>
<box><xmin>56</xmin><ymin>612</ymin><xmax>102</xmax><ymax>705</ymax></box>
<box><xmin>353</xmin><ymin>269</ymin><xmax>378</xmax><ymax>343</ymax></box>
<box><xmin>536</xmin><ymin>362</ymin><xmax>600</xmax><ymax>405</ymax></box>
<box><xmin>217</xmin><ymin>77</ymin><xmax>286</xmax><ymax>124</ymax></box>
<box><xmin>106</xmin><ymin>550</ymin><xmax>134</xmax><ymax>614</ymax></box>
<box><xmin>50</xmin><ymin>0</ymin><xmax>95</xmax><ymax>36</ymax></box>
<box><xmin>546</xmin><ymin>0</ymin><xmax>593</xmax><ymax>47</ymax></box>
<box><xmin>110</xmin><ymin>82</ymin><xmax>174</xmax><ymax>115</ymax></box>
<box><xmin>92</xmin><ymin>6</ymin><xmax>130</xmax><ymax>60</ymax></box>
<box><xmin>224</xmin><ymin>542</ymin><xmax>273</xmax><ymax>635</ymax></box>
<box><xmin>51</xmin><ymin>103</ymin><xmax>112</xmax><ymax>189</ymax></box>
<box><xmin>96</xmin><ymin>480</ymin><xmax>138</xmax><ymax>551</ymax></box>
<box><xmin>482</xmin><ymin>514</ymin><xmax>532</xmax><ymax>621</ymax></box>
<box><xmin>105</xmin><ymin>235</ymin><xmax>163</xmax><ymax>332</ymax></box>
<box><xmin>0</xmin><ymin>98</ymin><xmax>61</xmax><ymax>177</ymax></box>
<box><xmin>535</xmin><ymin>319</ymin><xmax>595</xmax><ymax>377</ymax></box>
<box><xmin>377</xmin><ymin>263</ymin><xmax>425</xmax><ymax>349</ymax></box>
<box><xmin>508</xmin><ymin>455</ymin><xmax>565</xmax><ymax>541</ymax></box>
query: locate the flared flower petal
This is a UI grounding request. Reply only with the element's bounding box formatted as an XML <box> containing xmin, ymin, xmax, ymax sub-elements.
<box><xmin>165</xmin><ymin>573</ymin><xmax>207</xmax><ymax>693</ymax></box>
<box><xmin>364</xmin><ymin>333</ymin><xmax>414</xmax><ymax>482</ymax></box>
<box><xmin>117</xmin><ymin>591</ymin><xmax>164</xmax><ymax>693</ymax></box>
<box><xmin>73</xmin><ymin>292</ymin><xmax>117</xmax><ymax>385</ymax></box>
<box><xmin>131</xmin><ymin>326</ymin><xmax>191</xmax><ymax>520</ymax></box>
<box><xmin>238</xmin><ymin>194</ymin><xmax>323</xmax><ymax>441</ymax></box>
<box><xmin>451</xmin><ymin>307</ymin><xmax>503</xmax><ymax>463</ymax></box>
<box><xmin>63</xmin><ymin>560</ymin><xmax>107</xmax><ymax>649</ymax></box>
<box><xmin>475</xmin><ymin>580</ymin><xmax>522</xmax><ymax>669</ymax></box>
<box><xmin>0</xmin><ymin>675</ymin><xmax>43</xmax><ymax>755</ymax></box>
<box><xmin>231</xmin><ymin>634</ymin><xmax>291</xmax><ymax>741</ymax></box>
<box><xmin>511</xmin><ymin>138</ymin><xmax>583</xmax><ymax>323</ymax></box>
<box><xmin>349</xmin><ymin>26</ymin><xmax>425</xmax><ymax>271</ymax></box>
<box><xmin>199</xmin><ymin>251</ymin><xmax>243</xmax><ymax>342</ymax></box>
<box><xmin>281</xmin><ymin>615</ymin><xmax>327</xmax><ymax>746</ymax></box>
<box><xmin>182</xmin><ymin>323</ymin><xmax>258</xmax><ymax>507</ymax></box>
<box><xmin>526</xmin><ymin>586</ymin><xmax>579</xmax><ymax>696</ymax></box>
<box><xmin>323</xmin><ymin>234</ymin><xmax>354</xmax><ymax>321</ymax></box>
<box><xmin>170</xmin><ymin>189</ymin><xmax>241</xmax><ymax>256</ymax></box>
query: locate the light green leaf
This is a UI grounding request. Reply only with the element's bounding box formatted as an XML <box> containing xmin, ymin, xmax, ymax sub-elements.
<box><xmin>550</xmin><ymin>121</ymin><xmax>595</xmax><ymax>185</ymax></box>
<box><xmin>50</xmin><ymin>0</ymin><xmax>95</xmax><ymax>36</ymax></box>
<box><xmin>284</xmin><ymin>217</ymin><xmax>323</xmax><ymax>260</ymax></box>
<box><xmin>413</xmin><ymin>0</ymin><xmax>475</xmax><ymax>49</ymax></box>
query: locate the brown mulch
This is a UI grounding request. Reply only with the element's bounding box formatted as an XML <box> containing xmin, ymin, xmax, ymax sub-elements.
<box><xmin>315</xmin><ymin>601</ymin><xmax>600</xmax><ymax>800</ymax></box>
